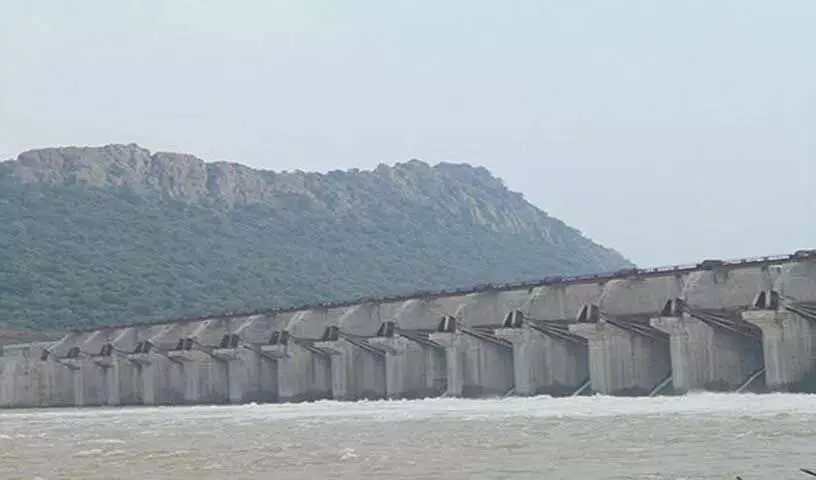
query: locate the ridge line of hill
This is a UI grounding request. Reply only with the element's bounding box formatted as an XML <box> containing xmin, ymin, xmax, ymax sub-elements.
<box><xmin>0</xmin><ymin>143</ymin><xmax>632</xmax><ymax>333</ymax></box>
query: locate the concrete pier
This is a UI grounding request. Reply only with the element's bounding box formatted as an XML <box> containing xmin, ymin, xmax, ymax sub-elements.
<box><xmin>102</xmin><ymin>356</ymin><xmax>142</xmax><ymax>405</ymax></box>
<box><xmin>651</xmin><ymin>312</ymin><xmax>763</xmax><ymax>392</ymax></box>
<box><xmin>55</xmin><ymin>332</ymin><xmax>115</xmax><ymax>406</ymax></box>
<box><xmin>262</xmin><ymin>340</ymin><xmax>331</xmax><ymax>402</ymax></box>
<box><xmin>0</xmin><ymin>344</ymin><xmax>74</xmax><ymax>407</ymax></box>
<box><xmin>214</xmin><ymin>347</ymin><xmax>278</xmax><ymax>404</ymax></box>
<box><xmin>369</xmin><ymin>323</ymin><xmax>447</xmax><ymax>399</ymax></box>
<box><xmin>744</xmin><ymin>309</ymin><xmax>816</xmax><ymax>391</ymax></box>
<box><xmin>166</xmin><ymin>350</ymin><xmax>229</xmax><ymax>404</ymax></box>
<box><xmin>494</xmin><ymin>313</ymin><xmax>589</xmax><ymax>396</ymax></box>
<box><xmin>570</xmin><ymin>316</ymin><xmax>671</xmax><ymax>396</ymax></box>
<box><xmin>316</xmin><ymin>329</ymin><xmax>387</xmax><ymax>401</ymax></box>
<box><xmin>3</xmin><ymin>251</ymin><xmax>816</xmax><ymax>407</ymax></box>
<box><xmin>429</xmin><ymin>317</ymin><xmax>513</xmax><ymax>397</ymax></box>
<box><xmin>62</xmin><ymin>358</ymin><xmax>102</xmax><ymax>407</ymax></box>
<box><xmin>741</xmin><ymin>259</ymin><xmax>816</xmax><ymax>392</ymax></box>
<box><xmin>65</xmin><ymin>352</ymin><xmax>145</xmax><ymax>406</ymax></box>
<box><xmin>123</xmin><ymin>353</ymin><xmax>177</xmax><ymax>405</ymax></box>
<box><xmin>130</xmin><ymin>320</ymin><xmax>233</xmax><ymax>405</ymax></box>
<box><xmin>152</xmin><ymin>355</ymin><xmax>188</xmax><ymax>405</ymax></box>
<box><xmin>309</xmin><ymin>303</ymin><xmax>389</xmax><ymax>401</ymax></box>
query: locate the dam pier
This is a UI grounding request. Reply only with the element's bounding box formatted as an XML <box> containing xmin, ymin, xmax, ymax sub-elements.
<box><xmin>2</xmin><ymin>250</ymin><xmax>816</xmax><ymax>408</ymax></box>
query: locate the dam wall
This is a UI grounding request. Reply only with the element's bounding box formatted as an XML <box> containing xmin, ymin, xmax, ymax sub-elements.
<box><xmin>2</xmin><ymin>250</ymin><xmax>816</xmax><ymax>407</ymax></box>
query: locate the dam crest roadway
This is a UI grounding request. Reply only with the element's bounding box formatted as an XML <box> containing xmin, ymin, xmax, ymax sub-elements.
<box><xmin>2</xmin><ymin>249</ymin><xmax>816</xmax><ymax>407</ymax></box>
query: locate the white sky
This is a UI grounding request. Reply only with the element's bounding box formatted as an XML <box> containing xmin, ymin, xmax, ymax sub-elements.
<box><xmin>1</xmin><ymin>0</ymin><xmax>813</xmax><ymax>267</ymax></box>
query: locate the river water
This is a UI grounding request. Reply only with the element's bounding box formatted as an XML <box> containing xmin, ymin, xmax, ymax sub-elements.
<box><xmin>1</xmin><ymin>394</ymin><xmax>814</xmax><ymax>480</ymax></box>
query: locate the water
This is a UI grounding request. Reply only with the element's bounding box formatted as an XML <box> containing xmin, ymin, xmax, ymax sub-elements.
<box><xmin>1</xmin><ymin>394</ymin><xmax>814</xmax><ymax>480</ymax></box>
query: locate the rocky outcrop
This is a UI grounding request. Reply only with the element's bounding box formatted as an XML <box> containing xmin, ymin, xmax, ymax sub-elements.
<box><xmin>6</xmin><ymin>144</ymin><xmax>271</xmax><ymax>205</ymax></box>
<box><xmin>3</xmin><ymin>144</ymin><xmax>617</xmax><ymax>252</ymax></box>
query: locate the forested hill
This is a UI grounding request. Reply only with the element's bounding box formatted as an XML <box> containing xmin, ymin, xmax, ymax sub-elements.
<box><xmin>0</xmin><ymin>144</ymin><xmax>632</xmax><ymax>331</ymax></box>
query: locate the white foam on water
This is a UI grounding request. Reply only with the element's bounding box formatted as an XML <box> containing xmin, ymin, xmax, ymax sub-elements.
<box><xmin>85</xmin><ymin>438</ymin><xmax>126</xmax><ymax>445</ymax></box>
<box><xmin>340</xmin><ymin>448</ymin><xmax>358</xmax><ymax>460</ymax></box>
<box><xmin>208</xmin><ymin>392</ymin><xmax>816</xmax><ymax>423</ymax></box>
<box><xmin>2</xmin><ymin>393</ymin><xmax>815</xmax><ymax>425</ymax></box>
<box><xmin>142</xmin><ymin>450</ymin><xmax>193</xmax><ymax>460</ymax></box>
<box><xmin>74</xmin><ymin>449</ymin><xmax>104</xmax><ymax>457</ymax></box>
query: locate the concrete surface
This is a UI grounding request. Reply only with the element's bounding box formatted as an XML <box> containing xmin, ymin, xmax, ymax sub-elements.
<box><xmin>651</xmin><ymin>315</ymin><xmax>763</xmax><ymax>392</ymax></box>
<box><xmin>429</xmin><ymin>330</ymin><xmax>514</xmax><ymax>397</ymax></box>
<box><xmin>494</xmin><ymin>325</ymin><xmax>589</xmax><ymax>396</ymax></box>
<box><xmin>744</xmin><ymin>310</ymin><xmax>815</xmax><ymax>391</ymax></box>
<box><xmin>570</xmin><ymin>321</ymin><xmax>671</xmax><ymax>395</ymax></box>
<box><xmin>2</xmin><ymin>253</ymin><xmax>816</xmax><ymax>406</ymax></box>
<box><xmin>369</xmin><ymin>335</ymin><xmax>446</xmax><ymax>399</ymax></box>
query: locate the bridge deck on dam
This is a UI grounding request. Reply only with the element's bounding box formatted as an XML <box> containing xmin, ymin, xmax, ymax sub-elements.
<box><xmin>2</xmin><ymin>250</ymin><xmax>816</xmax><ymax>407</ymax></box>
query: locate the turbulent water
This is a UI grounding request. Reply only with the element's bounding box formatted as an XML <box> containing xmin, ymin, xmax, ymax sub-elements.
<box><xmin>1</xmin><ymin>394</ymin><xmax>814</xmax><ymax>480</ymax></box>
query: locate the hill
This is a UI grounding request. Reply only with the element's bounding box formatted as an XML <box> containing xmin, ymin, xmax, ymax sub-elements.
<box><xmin>0</xmin><ymin>144</ymin><xmax>631</xmax><ymax>331</ymax></box>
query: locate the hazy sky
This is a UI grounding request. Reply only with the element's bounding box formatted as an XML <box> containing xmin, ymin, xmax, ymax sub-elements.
<box><xmin>1</xmin><ymin>1</ymin><xmax>813</xmax><ymax>267</ymax></box>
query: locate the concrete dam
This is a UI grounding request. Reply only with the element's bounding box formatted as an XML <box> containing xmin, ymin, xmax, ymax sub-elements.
<box><xmin>2</xmin><ymin>250</ymin><xmax>816</xmax><ymax>408</ymax></box>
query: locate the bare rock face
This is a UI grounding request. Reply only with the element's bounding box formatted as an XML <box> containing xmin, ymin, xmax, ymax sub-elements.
<box><xmin>8</xmin><ymin>144</ymin><xmax>241</xmax><ymax>205</ymax></box>
<box><xmin>6</xmin><ymin>144</ymin><xmax>340</xmax><ymax>209</ymax></box>
<box><xmin>10</xmin><ymin>144</ymin><xmax>150</xmax><ymax>187</ymax></box>
<box><xmin>3</xmin><ymin>143</ymin><xmax>580</xmax><ymax>240</ymax></box>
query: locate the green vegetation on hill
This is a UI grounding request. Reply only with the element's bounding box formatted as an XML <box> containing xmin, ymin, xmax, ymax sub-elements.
<box><xmin>0</xmin><ymin>145</ymin><xmax>631</xmax><ymax>331</ymax></box>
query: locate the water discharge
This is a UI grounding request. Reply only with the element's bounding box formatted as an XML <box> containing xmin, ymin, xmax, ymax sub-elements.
<box><xmin>1</xmin><ymin>393</ymin><xmax>814</xmax><ymax>479</ymax></box>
